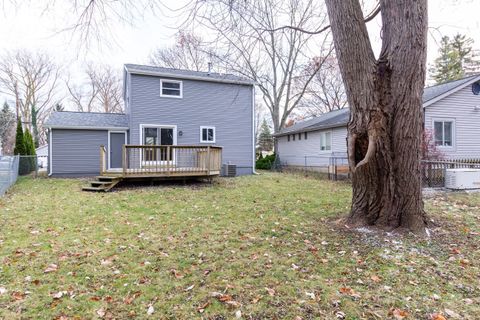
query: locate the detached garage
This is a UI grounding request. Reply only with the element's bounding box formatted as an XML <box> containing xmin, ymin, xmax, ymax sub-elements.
<box><xmin>44</xmin><ymin>111</ymin><xmax>128</xmax><ymax>177</ymax></box>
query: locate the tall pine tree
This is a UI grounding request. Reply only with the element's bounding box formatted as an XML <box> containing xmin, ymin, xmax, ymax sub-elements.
<box><xmin>430</xmin><ymin>33</ymin><xmax>479</xmax><ymax>84</ymax></box>
<box><xmin>258</xmin><ymin>119</ymin><xmax>274</xmax><ymax>153</ymax></box>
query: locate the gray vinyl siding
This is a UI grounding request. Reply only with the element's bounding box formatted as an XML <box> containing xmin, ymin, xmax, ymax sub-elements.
<box><xmin>424</xmin><ymin>85</ymin><xmax>480</xmax><ymax>159</ymax></box>
<box><xmin>277</xmin><ymin>126</ymin><xmax>348</xmax><ymax>168</ymax></box>
<box><xmin>50</xmin><ymin>129</ymin><xmax>107</xmax><ymax>176</ymax></box>
<box><xmin>128</xmin><ymin>74</ymin><xmax>254</xmax><ymax>174</ymax></box>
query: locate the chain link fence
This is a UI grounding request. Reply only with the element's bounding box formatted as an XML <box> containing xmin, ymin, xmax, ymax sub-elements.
<box><xmin>0</xmin><ymin>155</ymin><xmax>19</xmax><ymax>196</ymax></box>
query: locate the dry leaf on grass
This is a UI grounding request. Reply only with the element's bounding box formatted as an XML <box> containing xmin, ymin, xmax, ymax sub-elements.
<box><xmin>265</xmin><ymin>287</ymin><xmax>275</xmax><ymax>296</ymax></box>
<box><xmin>389</xmin><ymin>308</ymin><xmax>408</xmax><ymax>319</ymax></box>
<box><xmin>430</xmin><ymin>313</ymin><xmax>447</xmax><ymax>320</ymax></box>
<box><xmin>170</xmin><ymin>269</ymin><xmax>183</xmax><ymax>279</ymax></box>
<box><xmin>44</xmin><ymin>264</ymin><xmax>58</xmax><ymax>273</ymax></box>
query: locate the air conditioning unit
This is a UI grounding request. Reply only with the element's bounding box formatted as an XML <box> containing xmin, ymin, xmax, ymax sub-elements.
<box><xmin>223</xmin><ymin>164</ymin><xmax>237</xmax><ymax>177</ymax></box>
<box><xmin>445</xmin><ymin>169</ymin><xmax>480</xmax><ymax>190</ymax></box>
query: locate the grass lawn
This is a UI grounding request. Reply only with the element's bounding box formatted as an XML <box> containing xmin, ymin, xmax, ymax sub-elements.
<box><xmin>0</xmin><ymin>172</ymin><xmax>479</xmax><ymax>319</ymax></box>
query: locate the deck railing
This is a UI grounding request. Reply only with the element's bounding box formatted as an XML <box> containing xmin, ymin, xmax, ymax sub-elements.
<box><xmin>120</xmin><ymin>145</ymin><xmax>222</xmax><ymax>177</ymax></box>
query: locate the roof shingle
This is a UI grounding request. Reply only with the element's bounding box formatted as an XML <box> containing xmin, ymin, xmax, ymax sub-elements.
<box><xmin>44</xmin><ymin>111</ymin><xmax>128</xmax><ymax>128</ymax></box>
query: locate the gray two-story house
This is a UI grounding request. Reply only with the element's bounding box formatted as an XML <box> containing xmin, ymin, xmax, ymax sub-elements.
<box><xmin>45</xmin><ymin>64</ymin><xmax>256</xmax><ymax>179</ymax></box>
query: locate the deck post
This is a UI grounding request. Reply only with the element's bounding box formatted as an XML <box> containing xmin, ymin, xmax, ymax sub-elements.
<box><xmin>122</xmin><ymin>145</ymin><xmax>127</xmax><ymax>176</ymax></box>
<box><xmin>100</xmin><ymin>145</ymin><xmax>105</xmax><ymax>175</ymax></box>
<box><xmin>207</xmin><ymin>146</ymin><xmax>211</xmax><ymax>175</ymax></box>
<box><xmin>167</xmin><ymin>145</ymin><xmax>171</xmax><ymax>176</ymax></box>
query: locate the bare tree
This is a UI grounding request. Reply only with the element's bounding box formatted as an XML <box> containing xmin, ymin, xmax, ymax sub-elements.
<box><xmin>150</xmin><ymin>31</ymin><xmax>215</xmax><ymax>72</ymax></box>
<box><xmin>325</xmin><ymin>0</ymin><xmax>428</xmax><ymax>232</ymax></box>
<box><xmin>191</xmin><ymin>0</ymin><xmax>332</xmax><ymax>136</ymax></box>
<box><xmin>88</xmin><ymin>65</ymin><xmax>123</xmax><ymax>113</ymax></box>
<box><xmin>66</xmin><ymin>64</ymin><xmax>123</xmax><ymax>113</ymax></box>
<box><xmin>0</xmin><ymin>51</ymin><xmax>60</xmax><ymax>145</ymax></box>
<box><xmin>301</xmin><ymin>55</ymin><xmax>347</xmax><ymax>116</ymax></box>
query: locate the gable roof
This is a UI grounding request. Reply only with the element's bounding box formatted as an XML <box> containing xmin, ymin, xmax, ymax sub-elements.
<box><xmin>275</xmin><ymin>108</ymin><xmax>350</xmax><ymax>137</ymax></box>
<box><xmin>124</xmin><ymin>64</ymin><xmax>256</xmax><ymax>86</ymax></box>
<box><xmin>423</xmin><ymin>74</ymin><xmax>480</xmax><ymax>106</ymax></box>
<box><xmin>44</xmin><ymin>111</ymin><xmax>129</xmax><ymax>129</ymax></box>
<box><xmin>276</xmin><ymin>74</ymin><xmax>480</xmax><ymax>136</ymax></box>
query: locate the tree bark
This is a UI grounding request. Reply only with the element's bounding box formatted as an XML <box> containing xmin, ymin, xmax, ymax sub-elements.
<box><xmin>325</xmin><ymin>0</ymin><xmax>428</xmax><ymax>233</ymax></box>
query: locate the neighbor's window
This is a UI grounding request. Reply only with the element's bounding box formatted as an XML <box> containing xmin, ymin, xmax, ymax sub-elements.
<box><xmin>292</xmin><ymin>134</ymin><xmax>296</xmax><ymax>141</ymax></box>
<box><xmin>298</xmin><ymin>133</ymin><xmax>302</xmax><ymax>140</ymax></box>
<box><xmin>160</xmin><ymin>79</ymin><xmax>182</xmax><ymax>98</ymax></box>
<box><xmin>434</xmin><ymin>120</ymin><xmax>453</xmax><ymax>146</ymax></box>
<box><xmin>304</xmin><ymin>132</ymin><xmax>308</xmax><ymax>140</ymax></box>
<box><xmin>200</xmin><ymin>126</ymin><xmax>215</xmax><ymax>143</ymax></box>
<box><xmin>320</xmin><ymin>131</ymin><xmax>332</xmax><ymax>151</ymax></box>
<box><xmin>287</xmin><ymin>135</ymin><xmax>291</xmax><ymax>142</ymax></box>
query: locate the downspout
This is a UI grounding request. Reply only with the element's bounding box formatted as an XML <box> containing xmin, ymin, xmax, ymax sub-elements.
<box><xmin>252</xmin><ymin>84</ymin><xmax>259</xmax><ymax>175</ymax></box>
<box><xmin>48</xmin><ymin>128</ymin><xmax>53</xmax><ymax>176</ymax></box>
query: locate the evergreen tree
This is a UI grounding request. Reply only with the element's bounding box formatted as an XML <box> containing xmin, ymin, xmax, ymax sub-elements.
<box><xmin>14</xmin><ymin>118</ymin><xmax>26</xmax><ymax>156</ymax></box>
<box><xmin>31</xmin><ymin>104</ymin><xmax>39</xmax><ymax>148</ymax></box>
<box><xmin>258</xmin><ymin>119</ymin><xmax>274</xmax><ymax>152</ymax></box>
<box><xmin>430</xmin><ymin>33</ymin><xmax>479</xmax><ymax>84</ymax></box>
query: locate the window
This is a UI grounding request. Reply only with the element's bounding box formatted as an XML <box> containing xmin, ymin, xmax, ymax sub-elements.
<box><xmin>434</xmin><ymin>120</ymin><xmax>453</xmax><ymax>147</ymax></box>
<box><xmin>320</xmin><ymin>131</ymin><xmax>332</xmax><ymax>151</ymax></box>
<box><xmin>200</xmin><ymin>126</ymin><xmax>216</xmax><ymax>143</ymax></box>
<box><xmin>293</xmin><ymin>134</ymin><xmax>296</xmax><ymax>141</ymax></box>
<box><xmin>160</xmin><ymin>79</ymin><xmax>182</xmax><ymax>98</ymax></box>
<box><xmin>287</xmin><ymin>135</ymin><xmax>290</xmax><ymax>142</ymax></box>
<box><xmin>298</xmin><ymin>133</ymin><xmax>302</xmax><ymax>140</ymax></box>
<box><xmin>304</xmin><ymin>132</ymin><xmax>308</xmax><ymax>140</ymax></box>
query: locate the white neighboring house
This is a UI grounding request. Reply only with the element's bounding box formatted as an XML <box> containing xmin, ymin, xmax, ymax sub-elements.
<box><xmin>275</xmin><ymin>74</ymin><xmax>480</xmax><ymax>169</ymax></box>
<box><xmin>36</xmin><ymin>145</ymin><xmax>48</xmax><ymax>169</ymax></box>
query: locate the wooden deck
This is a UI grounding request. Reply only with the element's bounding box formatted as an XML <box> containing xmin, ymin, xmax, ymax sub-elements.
<box><xmin>84</xmin><ymin>145</ymin><xmax>222</xmax><ymax>191</ymax></box>
<box><xmin>101</xmin><ymin>145</ymin><xmax>222</xmax><ymax>179</ymax></box>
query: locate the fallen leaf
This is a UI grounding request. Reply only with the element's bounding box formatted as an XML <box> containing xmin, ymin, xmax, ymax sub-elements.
<box><xmin>147</xmin><ymin>305</ymin><xmax>155</xmax><ymax>315</ymax></box>
<box><xmin>235</xmin><ymin>310</ymin><xmax>242</xmax><ymax>318</ymax></box>
<box><xmin>11</xmin><ymin>291</ymin><xmax>25</xmax><ymax>301</ymax></box>
<box><xmin>171</xmin><ymin>269</ymin><xmax>183</xmax><ymax>279</ymax></box>
<box><xmin>265</xmin><ymin>287</ymin><xmax>275</xmax><ymax>296</ymax></box>
<box><xmin>44</xmin><ymin>264</ymin><xmax>58</xmax><ymax>273</ymax></box>
<box><xmin>444</xmin><ymin>308</ymin><xmax>460</xmax><ymax>319</ymax></box>
<box><xmin>96</xmin><ymin>308</ymin><xmax>106</xmax><ymax>318</ymax></box>
<box><xmin>219</xmin><ymin>294</ymin><xmax>233</xmax><ymax>302</ymax></box>
<box><xmin>430</xmin><ymin>313</ymin><xmax>447</xmax><ymax>320</ymax></box>
<box><xmin>185</xmin><ymin>284</ymin><xmax>195</xmax><ymax>292</ymax></box>
<box><xmin>370</xmin><ymin>275</ymin><xmax>381</xmax><ymax>282</ymax></box>
<box><xmin>251</xmin><ymin>295</ymin><xmax>262</xmax><ymax>304</ymax></box>
<box><xmin>51</xmin><ymin>291</ymin><xmax>64</xmax><ymax>299</ymax></box>
<box><xmin>0</xmin><ymin>287</ymin><xmax>7</xmax><ymax>295</ymax></box>
<box><xmin>390</xmin><ymin>308</ymin><xmax>408</xmax><ymax>320</ymax></box>
<box><xmin>197</xmin><ymin>301</ymin><xmax>210</xmax><ymax>313</ymax></box>
<box><xmin>225</xmin><ymin>300</ymin><xmax>241</xmax><ymax>308</ymax></box>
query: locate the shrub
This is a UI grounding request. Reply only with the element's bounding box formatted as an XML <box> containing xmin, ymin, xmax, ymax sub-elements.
<box><xmin>256</xmin><ymin>153</ymin><xmax>276</xmax><ymax>170</ymax></box>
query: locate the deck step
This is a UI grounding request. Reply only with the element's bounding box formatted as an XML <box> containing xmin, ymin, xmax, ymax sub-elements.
<box><xmin>82</xmin><ymin>186</ymin><xmax>108</xmax><ymax>192</ymax></box>
<box><xmin>83</xmin><ymin>176</ymin><xmax>123</xmax><ymax>192</ymax></box>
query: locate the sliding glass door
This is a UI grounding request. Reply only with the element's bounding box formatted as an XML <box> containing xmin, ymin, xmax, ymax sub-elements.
<box><xmin>142</xmin><ymin>127</ymin><xmax>175</xmax><ymax>162</ymax></box>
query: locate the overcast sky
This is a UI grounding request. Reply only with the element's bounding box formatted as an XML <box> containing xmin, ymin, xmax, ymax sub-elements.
<box><xmin>0</xmin><ymin>0</ymin><xmax>479</xmax><ymax>104</ymax></box>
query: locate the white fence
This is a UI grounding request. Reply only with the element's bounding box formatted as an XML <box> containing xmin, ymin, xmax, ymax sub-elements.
<box><xmin>0</xmin><ymin>155</ymin><xmax>19</xmax><ymax>196</ymax></box>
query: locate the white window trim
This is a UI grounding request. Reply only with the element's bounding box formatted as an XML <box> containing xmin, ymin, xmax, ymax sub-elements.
<box><xmin>160</xmin><ymin>79</ymin><xmax>183</xmax><ymax>98</ymax></box>
<box><xmin>139</xmin><ymin>124</ymin><xmax>178</xmax><ymax>165</ymax></box>
<box><xmin>319</xmin><ymin>130</ymin><xmax>333</xmax><ymax>153</ymax></box>
<box><xmin>200</xmin><ymin>126</ymin><xmax>216</xmax><ymax>143</ymax></box>
<box><xmin>432</xmin><ymin>118</ymin><xmax>455</xmax><ymax>149</ymax></box>
<box><xmin>107</xmin><ymin>130</ymin><xmax>128</xmax><ymax>171</ymax></box>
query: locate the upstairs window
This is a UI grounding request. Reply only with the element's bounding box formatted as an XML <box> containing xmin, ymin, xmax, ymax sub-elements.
<box><xmin>160</xmin><ymin>79</ymin><xmax>182</xmax><ymax>98</ymax></box>
<box><xmin>434</xmin><ymin>120</ymin><xmax>454</xmax><ymax>147</ymax></box>
<box><xmin>200</xmin><ymin>126</ymin><xmax>216</xmax><ymax>143</ymax></box>
<box><xmin>320</xmin><ymin>131</ymin><xmax>332</xmax><ymax>151</ymax></box>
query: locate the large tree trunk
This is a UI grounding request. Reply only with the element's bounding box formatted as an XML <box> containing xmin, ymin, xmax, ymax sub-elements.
<box><xmin>325</xmin><ymin>0</ymin><xmax>428</xmax><ymax>233</ymax></box>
